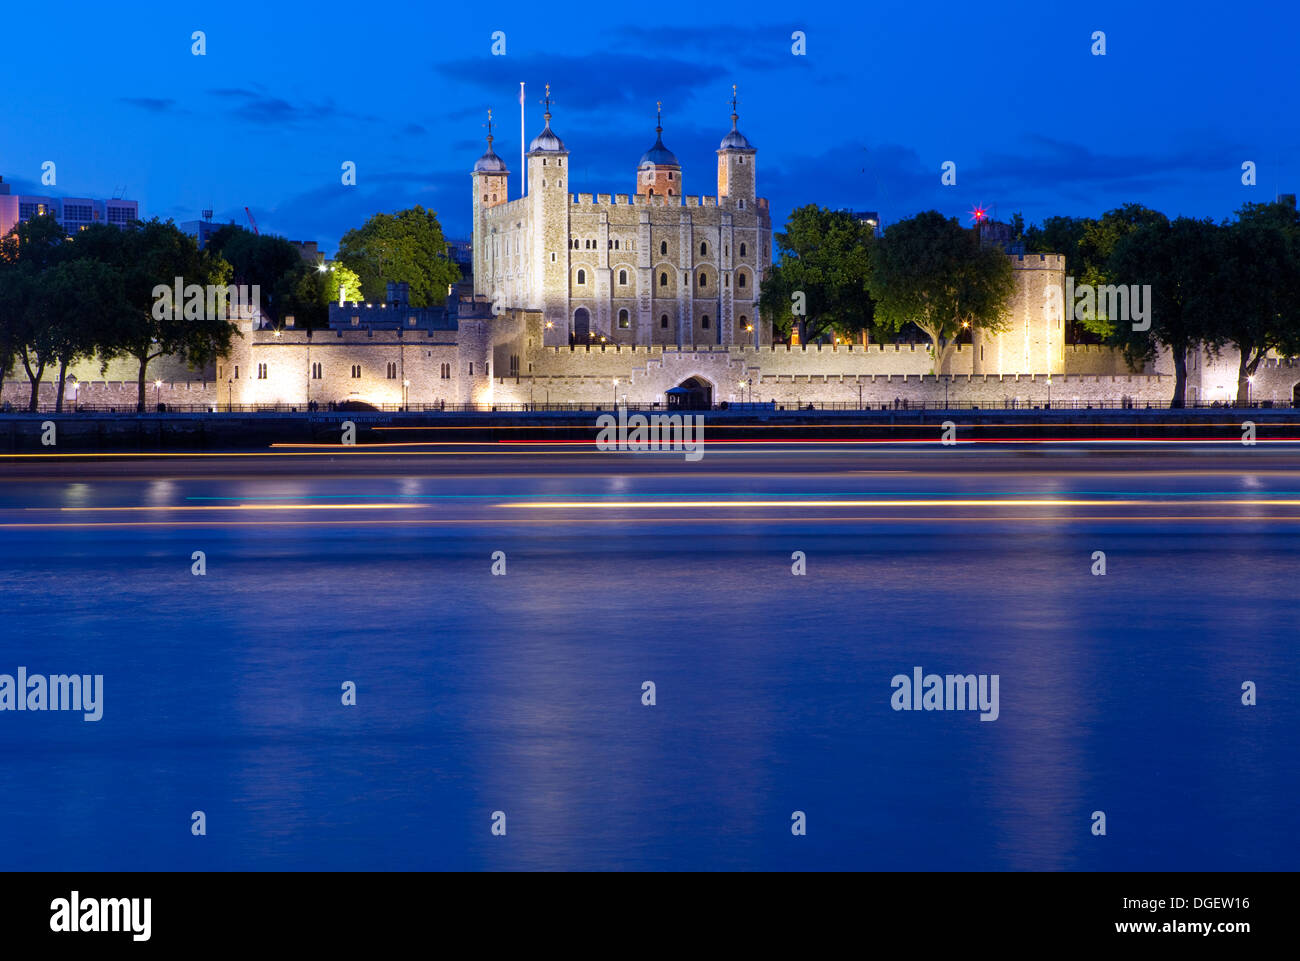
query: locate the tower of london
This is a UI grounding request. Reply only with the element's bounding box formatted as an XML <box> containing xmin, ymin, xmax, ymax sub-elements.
<box><xmin>473</xmin><ymin>87</ymin><xmax>773</xmax><ymax>349</ymax></box>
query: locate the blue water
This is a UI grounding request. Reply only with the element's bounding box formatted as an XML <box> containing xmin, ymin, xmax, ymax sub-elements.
<box><xmin>0</xmin><ymin>455</ymin><xmax>1296</xmax><ymax>870</ymax></box>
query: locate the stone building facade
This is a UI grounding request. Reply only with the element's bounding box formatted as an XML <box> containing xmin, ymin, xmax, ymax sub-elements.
<box><xmin>473</xmin><ymin>91</ymin><xmax>773</xmax><ymax>350</ymax></box>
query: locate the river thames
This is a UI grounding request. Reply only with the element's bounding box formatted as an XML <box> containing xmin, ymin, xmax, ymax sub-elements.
<box><xmin>0</xmin><ymin>442</ymin><xmax>1295</xmax><ymax>870</ymax></box>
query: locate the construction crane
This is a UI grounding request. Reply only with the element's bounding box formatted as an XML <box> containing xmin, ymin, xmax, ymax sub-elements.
<box><xmin>244</xmin><ymin>207</ymin><xmax>260</xmax><ymax>236</ymax></box>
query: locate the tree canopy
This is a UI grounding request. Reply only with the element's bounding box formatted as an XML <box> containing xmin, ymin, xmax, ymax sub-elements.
<box><xmin>335</xmin><ymin>206</ymin><xmax>461</xmax><ymax>307</ymax></box>
<box><xmin>868</xmin><ymin>211</ymin><xmax>1015</xmax><ymax>374</ymax></box>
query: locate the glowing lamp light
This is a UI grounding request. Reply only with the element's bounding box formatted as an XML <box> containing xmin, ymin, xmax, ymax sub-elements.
<box><xmin>969</xmin><ymin>204</ymin><xmax>988</xmax><ymax>224</ymax></box>
<box><xmin>154</xmin><ymin>380</ymin><xmax>162</xmax><ymax>388</ymax></box>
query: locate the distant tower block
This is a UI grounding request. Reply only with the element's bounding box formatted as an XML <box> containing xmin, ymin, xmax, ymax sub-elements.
<box><xmin>636</xmin><ymin>102</ymin><xmax>681</xmax><ymax>198</ymax></box>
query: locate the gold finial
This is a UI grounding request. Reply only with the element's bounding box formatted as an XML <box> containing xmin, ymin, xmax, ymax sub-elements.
<box><xmin>541</xmin><ymin>83</ymin><xmax>553</xmax><ymax>122</ymax></box>
<box><xmin>656</xmin><ymin>100</ymin><xmax>662</xmax><ymax>133</ymax></box>
<box><xmin>730</xmin><ymin>84</ymin><xmax>739</xmax><ymax>129</ymax></box>
<box><xmin>484</xmin><ymin>108</ymin><xmax>494</xmax><ymax>145</ymax></box>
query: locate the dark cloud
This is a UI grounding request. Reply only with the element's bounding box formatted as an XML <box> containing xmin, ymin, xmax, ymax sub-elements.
<box><xmin>207</xmin><ymin>87</ymin><xmax>378</xmax><ymax>127</ymax></box>
<box><xmin>119</xmin><ymin>97</ymin><xmax>180</xmax><ymax>113</ymax></box>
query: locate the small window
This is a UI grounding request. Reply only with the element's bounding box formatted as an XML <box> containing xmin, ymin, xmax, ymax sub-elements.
<box><xmin>700</xmin><ymin>242</ymin><xmax>707</xmax><ymax>256</ymax></box>
<box><xmin>257</xmin><ymin>363</ymin><xmax>267</xmax><ymax>379</ymax></box>
<box><xmin>386</xmin><ymin>362</ymin><xmax>397</xmax><ymax>379</ymax></box>
<box><xmin>492</xmin><ymin>193</ymin><xmax>497</xmax><ymax>201</ymax></box>
<box><xmin>351</xmin><ymin>365</ymin><xmax>361</xmax><ymax>378</ymax></box>
<box><xmin>740</xmin><ymin>243</ymin><xmax>747</xmax><ymax>256</ymax></box>
<box><xmin>468</xmin><ymin>363</ymin><xmax>474</xmax><ymax>375</ymax></box>
<box><xmin>550</xmin><ymin>252</ymin><xmax>556</xmax><ymax>262</ymax></box>
<box><xmin>608</xmin><ymin>239</ymin><xmax>612</xmax><ymax>249</ymax></box>
<box><xmin>234</xmin><ymin>366</ymin><xmax>239</xmax><ymax>379</ymax></box>
<box><xmin>738</xmin><ymin>273</ymin><xmax>746</xmax><ymax>289</ymax></box>
<box><xmin>699</xmin><ymin>273</ymin><xmax>707</xmax><ymax>288</ymax></box>
<box><xmin>660</xmin><ymin>314</ymin><xmax>668</xmax><ymax>329</ymax></box>
<box><xmin>482</xmin><ymin>194</ymin><xmax>488</xmax><ymax>202</ymax></box>
<box><xmin>739</xmin><ymin>200</ymin><xmax>744</xmax><ymax>209</ymax></box>
<box><xmin>543</xmin><ymin>159</ymin><xmax>547</xmax><ymax>166</ymax></box>
<box><xmin>702</xmin><ymin>315</ymin><xmax>710</xmax><ymax>329</ymax></box>
<box><xmin>668</xmin><ymin>172</ymin><xmax>673</xmax><ymax>180</ymax></box>
<box><xmin>577</xmin><ymin>269</ymin><xmax>586</xmax><ymax>285</ymax></box>
<box><xmin>660</xmin><ymin>272</ymin><xmax>668</xmax><ymax>287</ymax></box>
<box><xmin>619</xmin><ymin>270</ymin><xmax>627</xmax><ymax>285</ymax></box>
<box><xmin>311</xmin><ymin>362</ymin><xmax>322</xmax><ymax>379</ymax></box>
<box><xmin>660</xmin><ymin>241</ymin><xmax>667</xmax><ymax>255</ymax></box>
<box><xmin>615</xmin><ymin>239</ymin><xmax>620</xmax><ymax>249</ymax></box>
<box><xmin>739</xmin><ymin>156</ymin><xmax>744</xmax><ymax>164</ymax></box>
<box><xmin>618</xmin><ymin>309</ymin><xmax>630</xmax><ymax>329</ymax></box>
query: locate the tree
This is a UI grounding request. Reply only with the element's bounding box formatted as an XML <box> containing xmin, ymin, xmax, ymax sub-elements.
<box><xmin>868</xmin><ymin>211</ymin><xmax>1015</xmax><ymax>374</ymax></box>
<box><xmin>0</xmin><ymin>216</ymin><xmax>68</xmax><ymax>409</ymax></box>
<box><xmin>40</xmin><ymin>259</ymin><xmax>127</xmax><ymax>411</ymax></box>
<box><xmin>206</xmin><ymin>225</ymin><xmax>304</xmax><ymax>326</ymax></box>
<box><xmin>758</xmin><ymin>206</ymin><xmax>874</xmax><ymax>345</ymax></box>
<box><xmin>1104</xmin><ymin>217</ymin><xmax>1221</xmax><ymax>407</ymax></box>
<box><xmin>78</xmin><ymin>220</ymin><xmax>236</xmax><ymax>411</ymax></box>
<box><xmin>1212</xmin><ymin>202</ymin><xmax>1300</xmax><ymax>404</ymax></box>
<box><xmin>1025</xmin><ymin>215</ymin><xmax>1087</xmax><ymax>276</ymax></box>
<box><xmin>336</xmin><ymin>206</ymin><xmax>461</xmax><ymax>307</ymax></box>
<box><xmin>282</xmin><ymin>262</ymin><xmax>363</xmax><ymax>328</ymax></box>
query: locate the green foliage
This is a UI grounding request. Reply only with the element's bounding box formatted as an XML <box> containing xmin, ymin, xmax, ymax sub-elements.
<box><xmin>68</xmin><ymin>219</ymin><xmax>235</xmax><ymax>409</ymax></box>
<box><xmin>336</xmin><ymin>206</ymin><xmax>461</xmax><ymax>307</ymax></box>
<box><xmin>757</xmin><ymin>205</ymin><xmax>874</xmax><ymax>344</ymax></box>
<box><xmin>206</xmin><ymin>225</ymin><xmax>305</xmax><ymax>326</ymax></box>
<box><xmin>868</xmin><ymin>211</ymin><xmax>1015</xmax><ymax>373</ymax></box>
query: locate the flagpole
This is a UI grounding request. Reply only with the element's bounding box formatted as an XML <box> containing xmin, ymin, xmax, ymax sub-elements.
<box><xmin>520</xmin><ymin>81</ymin><xmax>526</xmax><ymax>197</ymax></box>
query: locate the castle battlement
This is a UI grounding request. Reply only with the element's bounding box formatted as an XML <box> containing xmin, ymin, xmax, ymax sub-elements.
<box><xmin>1010</xmin><ymin>252</ymin><xmax>1065</xmax><ymax>269</ymax></box>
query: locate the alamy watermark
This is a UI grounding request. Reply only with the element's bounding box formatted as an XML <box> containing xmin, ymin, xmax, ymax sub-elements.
<box><xmin>152</xmin><ymin>277</ymin><xmax>260</xmax><ymax>321</ymax></box>
<box><xmin>0</xmin><ymin>667</ymin><xmax>103</xmax><ymax>721</ymax></box>
<box><xmin>596</xmin><ymin>406</ymin><xmax>704</xmax><ymax>461</ymax></box>
<box><xmin>890</xmin><ymin>666</ymin><xmax>999</xmax><ymax>721</ymax></box>
<box><xmin>1047</xmin><ymin>277</ymin><xmax>1151</xmax><ymax>332</ymax></box>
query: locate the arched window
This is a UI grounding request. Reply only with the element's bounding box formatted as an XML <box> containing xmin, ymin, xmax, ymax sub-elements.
<box><xmin>615</xmin><ymin>239</ymin><xmax>620</xmax><ymax>249</ymax></box>
<box><xmin>576</xmin><ymin>269</ymin><xmax>586</xmax><ymax>285</ymax></box>
<box><xmin>660</xmin><ymin>272</ymin><xmax>668</xmax><ymax>287</ymax></box>
<box><xmin>738</xmin><ymin>200</ymin><xmax>744</xmax><ymax>209</ymax></box>
<box><xmin>618</xmin><ymin>309</ymin><xmax>630</xmax><ymax>329</ymax></box>
<box><xmin>668</xmin><ymin>172</ymin><xmax>674</xmax><ymax>180</ymax></box>
<box><xmin>660</xmin><ymin>314</ymin><xmax>669</xmax><ymax>328</ymax></box>
<box><xmin>740</xmin><ymin>243</ymin><xmax>747</xmax><ymax>256</ymax></box>
<box><xmin>699</xmin><ymin>273</ymin><xmax>707</xmax><ymax>288</ymax></box>
<box><xmin>702</xmin><ymin>315</ymin><xmax>710</xmax><ymax>329</ymax></box>
<box><xmin>648</xmin><ymin>188</ymin><xmax>654</xmax><ymax>196</ymax></box>
<box><xmin>660</xmin><ymin>241</ymin><xmax>668</xmax><ymax>255</ymax></box>
<box><xmin>482</xmin><ymin>194</ymin><xmax>488</xmax><ymax>202</ymax></box>
<box><xmin>667</xmin><ymin>189</ymin><xmax>673</xmax><ymax>196</ymax></box>
<box><xmin>700</xmin><ymin>242</ymin><xmax>707</xmax><ymax>256</ymax></box>
<box><xmin>737</xmin><ymin>273</ymin><xmax>746</xmax><ymax>289</ymax></box>
<box><xmin>492</xmin><ymin>193</ymin><xmax>497</xmax><ymax>201</ymax></box>
<box><xmin>619</xmin><ymin>270</ymin><xmax>628</xmax><ymax>285</ymax></box>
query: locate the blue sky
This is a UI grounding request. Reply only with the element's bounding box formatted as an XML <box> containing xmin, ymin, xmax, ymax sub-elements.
<box><xmin>3</xmin><ymin>0</ymin><xmax>1295</xmax><ymax>255</ymax></box>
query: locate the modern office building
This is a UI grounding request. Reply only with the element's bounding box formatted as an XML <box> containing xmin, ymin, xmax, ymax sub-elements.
<box><xmin>0</xmin><ymin>176</ymin><xmax>138</xmax><ymax>237</ymax></box>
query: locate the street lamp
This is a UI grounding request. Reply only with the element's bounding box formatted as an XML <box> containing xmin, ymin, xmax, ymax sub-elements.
<box><xmin>154</xmin><ymin>379</ymin><xmax>162</xmax><ymax>410</ymax></box>
<box><xmin>403</xmin><ymin>379</ymin><xmax>410</xmax><ymax>410</ymax></box>
<box><xmin>612</xmin><ymin>378</ymin><xmax>619</xmax><ymax>409</ymax></box>
<box><xmin>1247</xmin><ymin>375</ymin><xmax>1255</xmax><ymax>406</ymax></box>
